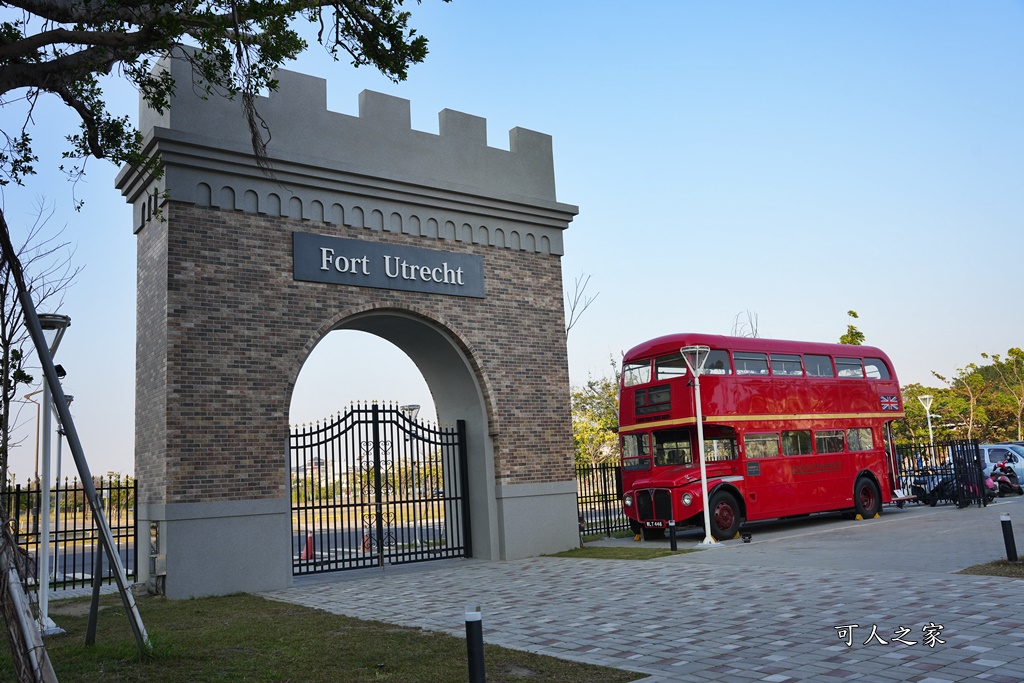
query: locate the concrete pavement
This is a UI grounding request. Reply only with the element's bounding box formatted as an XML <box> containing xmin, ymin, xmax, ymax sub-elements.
<box><xmin>263</xmin><ymin>495</ymin><xmax>1024</xmax><ymax>682</ymax></box>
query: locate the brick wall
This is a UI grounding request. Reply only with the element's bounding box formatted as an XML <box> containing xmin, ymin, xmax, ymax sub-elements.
<box><xmin>136</xmin><ymin>202</ymin><xmax>574</xmax><ymax>505</ymax></box>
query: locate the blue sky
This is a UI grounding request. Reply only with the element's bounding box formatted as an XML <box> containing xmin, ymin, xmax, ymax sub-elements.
<box><xmin>2</xmin><ymin>1</ymin><xmax>1022</xmax><ymax>478</ymax></box>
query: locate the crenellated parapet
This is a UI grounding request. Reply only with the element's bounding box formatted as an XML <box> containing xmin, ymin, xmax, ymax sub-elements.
<box><xmin>116</xmin><ymin>54</ymin><xmax>578</xmax><ymax>255</ymax></box>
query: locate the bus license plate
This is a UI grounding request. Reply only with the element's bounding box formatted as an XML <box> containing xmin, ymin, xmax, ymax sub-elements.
<box><xmin>645</xmin><ymin>521</ymin><xmax>665</xmax><ymax>528</ymax></box>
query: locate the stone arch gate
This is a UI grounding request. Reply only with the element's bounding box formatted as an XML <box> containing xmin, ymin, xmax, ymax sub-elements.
<box><xmin>116</xmin><ymin>57</ymin><xmax>580</xmax><ymax>599</ymax></box>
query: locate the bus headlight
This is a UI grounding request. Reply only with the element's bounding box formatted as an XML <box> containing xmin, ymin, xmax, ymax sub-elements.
<box><xmin>624</xmin><ymin>493</ymin><xmax>634</xmax><ymax>507</ymax></box>
<box><xmin>681</xmin><ymin>492</ymin><xmax>693</xmax><ymax>506</ymax></box>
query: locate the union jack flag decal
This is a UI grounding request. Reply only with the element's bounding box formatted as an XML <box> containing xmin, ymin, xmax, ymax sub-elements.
<box><xmin>880</xmin><ymin>395</ymin><xmax>900</xmax><ymax>411</ymax></box>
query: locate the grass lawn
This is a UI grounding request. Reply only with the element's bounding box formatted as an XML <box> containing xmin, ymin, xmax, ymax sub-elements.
<box><xmin>548</xmin><ymin>546</ymin><xmax>691</xmax><ymax>560</ymax></box>
<box><xmin>2</xmin><ymin>593</ymin><xmax>640</xmax><ymax>683</ymax></box>
<box><xmin>956</xmin><ymin>558</ymin><xmax>1024</xmax><ymax>579</ymax></box>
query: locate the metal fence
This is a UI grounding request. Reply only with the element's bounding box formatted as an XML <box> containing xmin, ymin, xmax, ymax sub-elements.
<box><xmin>2</xmin><ymin>476</ymin><xmax>137</xmax><ymax>590</ymax></box>
<box><xmin>576</xmin><ymin>463</ymin><xmax>630</xmax><ymax>537</ymax></box>
<box><xmin>893</xmin><ymin>439</ymin><xmax>986</xmax><ymax>509</ymax></box>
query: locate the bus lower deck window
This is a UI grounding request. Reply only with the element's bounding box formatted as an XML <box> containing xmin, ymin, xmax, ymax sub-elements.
<box><xmin>782</xmin><ymin>430</ymin><xmax>813</xmax><ymax>455</ymax></box>
<box><xmin>816</xmin><ymin>430</ymin><xmax>845</xmax><ymax>454</ymax></box>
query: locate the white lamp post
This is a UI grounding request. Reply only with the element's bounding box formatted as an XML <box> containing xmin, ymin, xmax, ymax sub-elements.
<box><xmin>52</xmin><ymin>394</ymin><xmax>72</xmax><ymax>593</ymax></box>
<box><xmin>680</xmin><ymin>345</ymin><xmax>715</xmax><ymax>545</ymax></box>
<box><xmin>36</xmin><ymin>312</ymin><xmax>70</xmax><ymax>637</ymax></box>
<box><xmin>918</xmin><ymin>394</ymin><xmax>934</xmax><ymax>456</ymax></box>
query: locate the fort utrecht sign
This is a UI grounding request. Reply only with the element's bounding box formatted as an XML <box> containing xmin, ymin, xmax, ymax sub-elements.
<box><xmin>293</xmin><ymin>231</ymin><xmax>485</xmax><ymax>298</ymax></box>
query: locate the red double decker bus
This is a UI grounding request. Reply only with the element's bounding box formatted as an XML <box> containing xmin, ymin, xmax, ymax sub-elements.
<box><xmin>619</xmin><ymin>333</ymin><xmax>905</xmax><ymax>541</ymax></box>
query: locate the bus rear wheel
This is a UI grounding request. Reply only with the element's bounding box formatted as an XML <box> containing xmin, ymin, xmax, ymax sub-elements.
<box><xmin>854</xmin><ymin>477</ymin><xmax>881</xmax><ymax>518</ymax></box>
<box><xmin>708</xmin><ymin>490</ymin><xmax>741</xmax><ymax>541</ymax></box>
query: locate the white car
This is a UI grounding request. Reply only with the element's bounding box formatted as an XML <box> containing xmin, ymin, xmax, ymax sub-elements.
<box><xmin>978</xmin><ymin>444</ymin><xmax>1024</xmax><ymax>477</ymax></box>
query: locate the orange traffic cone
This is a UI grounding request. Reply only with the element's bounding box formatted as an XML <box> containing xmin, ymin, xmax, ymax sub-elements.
<box><xmin>300</xmin><ymin>531</ymin><xmax>313</xmax><ymax>560</ymax></box>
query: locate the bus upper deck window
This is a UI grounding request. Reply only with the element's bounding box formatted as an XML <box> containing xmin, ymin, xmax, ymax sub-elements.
<box><xmin>804</xmin><ymin>354</ymin><xmax>834</xmax><ymax>378</ymax></box>
<box><xmin>863</xmin><ymin>358</ymin><xmax>891</xmax><ymax>380</ymax></box>
<box><xmin>622</xmin><ymin>361</ymin><xmax>651</xmax><ymax>387</ymax></box>
<box><xmin>770</xmin><ymin>353</ymin><xmax>803</xmax><ymax>376</ymax></box>
<box><xmin>734</xmin><ymin>352</ymin><xmax>769</xmax><ymax>376</ymax></box>
<box><xmin>655</xmin><ymin>354</ymin><xmax>688</xmax><ymax>380</ymax></box>
<box><xmin>836</xmin><ymin>357</ymin><xmax>865</xmax><ymax>378</ymax></box>
<box><xmin>704</xmin><ymin>350</ymin><xmax>732</xmax><ymax>375</ymax></box>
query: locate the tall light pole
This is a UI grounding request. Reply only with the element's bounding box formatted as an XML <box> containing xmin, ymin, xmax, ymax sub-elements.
<box><xmin>52</xmin><ymin>394</ymin><xmax>72</xmax><ymax>593</ymax></box>
<box><xmin>680</xmin><ymin>345</ymin><xmax>715</xmax><ymax>545</ymax></box>
<box><xmin>36</xmin><ymin>312</ymin><xmax>70</xmax><ymax>637</ymax></box>
<box><xmin>918</xmin><ymin>394</ymin><xmax>934</xmax><ymax>457</ymax></box>
<box><xmin>23</xmin><ymin>389</ymin><xmax>42</xmax><ymax>535</ymax></box>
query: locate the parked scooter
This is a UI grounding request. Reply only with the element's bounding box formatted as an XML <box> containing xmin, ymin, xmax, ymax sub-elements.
<box><xmin>912</xmin><ymin>468</ymin><xmax>961</xmax><ymax>507</ymax></box>
<box><xmin>991</xmin><ymin>461</ymin><xmax>1024</xmax><ymax>497</ymax></box>
<box><xmin>983</xmin><ymin>472</ymin><xmax>1000</xmax><ymax>503</ymax></box>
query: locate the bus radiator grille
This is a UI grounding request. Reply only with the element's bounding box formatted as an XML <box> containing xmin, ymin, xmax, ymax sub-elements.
<box><xmin>637</xmin><ymin>489</ymin><xmax>672</xmax><ymax>521</ymax></box>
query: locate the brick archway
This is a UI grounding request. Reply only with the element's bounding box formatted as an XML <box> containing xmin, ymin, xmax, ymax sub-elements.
<box><xmin>118</xmin><ymin>56</ymin><xmax>579</xmax><ymax>598</ymax></box>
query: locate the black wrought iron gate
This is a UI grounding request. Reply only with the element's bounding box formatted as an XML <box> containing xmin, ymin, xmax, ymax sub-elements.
<box><xmin>290</xmin><ymin>402</ymin><xmax>471</xmax><ymax>574</ymax></box>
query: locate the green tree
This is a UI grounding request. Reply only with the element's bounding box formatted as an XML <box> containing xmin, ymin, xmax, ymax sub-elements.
<box><xmin>981</xmin><ymin>348</ymin><xmax>1024</xmax><ymax>441</ymax></box>
<box><xmin>839</xmin><ymin>310</ymin><xmax>865</xmax><ymax>345</ymax></box>
<box><xmin>896</xmin><ymin>383</ymin><xmax>935</xmax><ymax>446</ymax></box>
<box><xmin>932</xmin><ymin>365</ymin><xmax>988</xmax><ymax>439</ymax></box>
<box><xmin>0</xmin><ymin>0</ymin><xmax>450</xmax><ymax>312</ymax></box>
<box><xmin>0</xmin><ymin>1</ymin><xmax>447</xmax><ymax>190</ymax></box>
<box><xmin>571</xmin><ymin>366</ymin><xmax>619</xmax><ymax>467</ymax></box>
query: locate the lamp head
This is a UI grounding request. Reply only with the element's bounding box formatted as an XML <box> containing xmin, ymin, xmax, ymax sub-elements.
<box><xmin>37</xmin><ymin>314</ymin><xmax>71</xmax><ymax>331</ymax></box>
<box><xmin>37</xmin><ymin>313</ymin><xmax>71</xmax><ymax>355</ymax></box>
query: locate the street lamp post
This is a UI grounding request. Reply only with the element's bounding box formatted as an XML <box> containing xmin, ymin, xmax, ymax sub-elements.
<box><xmin>23</xmin><ymin>389</ymin><xmax>42</xmax><ymax>534</ymax></box>
<box><xmin>680</xmin><ymin>345</ymin><xmax>715</xmax><ymax>545</ymax></box>
<box><xmin>36</xmin><ymin>313</ymin><xmax>70</xmax><ymax>637</ymax></box>
<box><xmin>918</xmin><ymin>394</ymin><xmax>935</xmax><ymax>457</ymax></box>
<box><xmin>52</xmin><ymin>394</ymin><xmax>72</xmax><ymax>593</ymax></box>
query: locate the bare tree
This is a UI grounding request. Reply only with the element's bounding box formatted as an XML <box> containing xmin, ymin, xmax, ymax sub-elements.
<box><xmin>565</xmin><ymin>273</ymin><xmax>598</xmax><ymax>336</ymax></box>
<box><xmin>731</xmin><ymin>310</ymin><xmax>760</xmax><ymax>338</ymax></box>
<box><xmin>0</xmin><ymin>204</ymin><xmax>73</xmax><ymax>683</ymax></box>
<box><xmin>0</xmin><ymin>202</ymin><xmax>78</xmax><ymax>489</ymax></box>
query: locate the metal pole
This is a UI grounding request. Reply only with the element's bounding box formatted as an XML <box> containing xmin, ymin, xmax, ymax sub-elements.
<box><xmin>1001</xmin><ymin>514</ymin><xmax>1018</xmax><ymax>562</ymax></box>
<box><xmin>465</xmin><ymin>604</ymin><xmax>486</xmax><ymax>683</ymax></box>
<box><xmin>681</xmin><ymin>347</ymin><xmax>715</xmax><ymax>545</ymax></box>
<box><xmin>53</xmin><ymin>429</ymin><xmax>63</xmax><ymax>588</ymax></box>
<box><xmin>918</xmin><ymin>395</ymin><xmax>934</xmax><ymax>457</ymax></box>
<box><xmin>23</xmin><ymin>391</ymin><xmax>41</xmax><ymax>537</ymax></box>
<box><xmin>668</xmin><ymin>519</ymin><xmax>677</xmax><ymax>552</ymax></box>
<box><xmin>37</xmin><ymin>376</ymin><xmax>60</xmax><ymax>634</ymax></box>
<box><xmin>693</xmin><ymin>374</ymin><xmax>714</xmax><ymax>545</ymax></box>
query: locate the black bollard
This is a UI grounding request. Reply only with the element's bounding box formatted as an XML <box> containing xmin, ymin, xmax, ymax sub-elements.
<box><xmin>465</xmin><ymin>604</ymin><xmax>486</xmax><ymax>683</ymax></box>
<box><xmin>668</xmin><ymin>519</ymin><xmax>678</xmax><ymax>552</ymax></box>
<box><xmin>1001</xmin><ymin>514</ymin><xmax>1018</xmax><ymax>562</ymax></box>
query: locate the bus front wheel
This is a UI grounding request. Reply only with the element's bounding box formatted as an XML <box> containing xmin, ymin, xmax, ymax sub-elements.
<box><xmin>708</xmin><ymin>490</ymin><xmax>741</xmax><ymax>541</ymax></box>
<box><xmin>854</xmin><ymin>477</ymin><xmax>881</xmax><ymax>518</ymax></box>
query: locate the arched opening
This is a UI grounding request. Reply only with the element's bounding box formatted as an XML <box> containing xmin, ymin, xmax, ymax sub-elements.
<box><xmin>289</xmin><ymin>330</ymin><xmax>437</xmax><ymax>426</ymax></box>
<box><xmin>287</xmin><ymin>310</ymin><xmax>496</xmax><ymax>573</ymax></box>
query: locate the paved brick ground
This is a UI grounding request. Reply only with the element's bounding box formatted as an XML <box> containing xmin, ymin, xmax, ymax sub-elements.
<box><xmin>263</xmin><ymin>496</ymin><xmax>1024</xmax><ymax>682</ymax></box>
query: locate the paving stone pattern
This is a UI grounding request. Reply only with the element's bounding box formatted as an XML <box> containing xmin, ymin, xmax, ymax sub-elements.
<box><xmin>264</xmin><ymin>500</ymin><xmax>1024</xmax><ymax>682</ymax></box>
